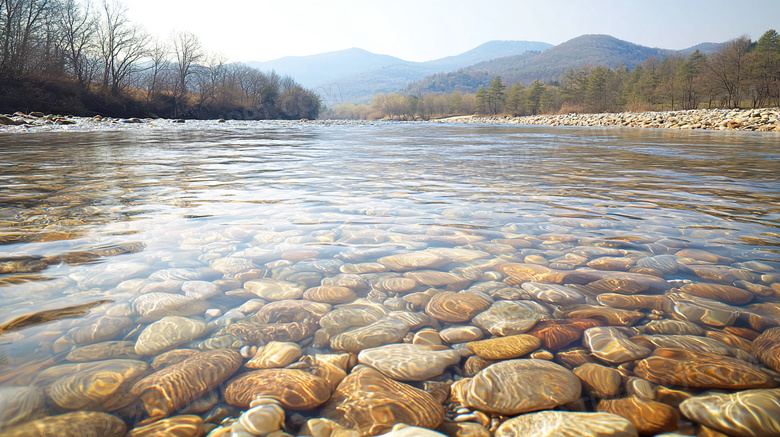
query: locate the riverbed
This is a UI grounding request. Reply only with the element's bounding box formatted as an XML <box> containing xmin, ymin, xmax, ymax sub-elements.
<box><xmin>1</xmin><ymin>121</ymin><xmax>779</xmax><ymax>436</ymax></box>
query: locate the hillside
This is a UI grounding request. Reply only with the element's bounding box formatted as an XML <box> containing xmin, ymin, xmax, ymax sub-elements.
<box><xmin>402</xmin><ymin>35</ymin><xmax>725</xmax><ymax>95</ymax></box>
<box><xmin>248</xmin><ymin>40</ymin><xmax>553</xmax><ymax>104</ymax></box>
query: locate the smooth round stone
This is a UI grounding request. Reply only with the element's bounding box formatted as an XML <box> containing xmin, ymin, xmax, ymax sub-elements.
<box><xmin>583</xmin><ymin>277</ymin><xmax>650</xmax><ymax>295</ymax></box>
<box><xmin>438</xmin><ymin>421</ymin><xmax>491</xmax><ymax>437</ymax></box>
<box><xmin>151</xmin><ymin>349</ymin><xmax>199</xmax><ymax>370</ymax></box>
<box><xmin>679</xmin><ymin>283</ymin><xmax>754</xmax><ymax>305</ymax></box>
<box><xmin>440</xmin><ymin>326</ymin><xmax>484</xmax><ymax>344</ymax></box>
<box><xmin>521</xmin><ymin>283</ymin><xmax>586</xmax><ymax>305</ymax></box>
<box><xmin>132</xmin><ymin>292</ymin><xmax>209</xmax><ymax>319</ymax></box>
<box><xmin>404</xmin><ymin>270</ymin><xmax>471</xmax><ymax>290</ymax></box>
<box><xmin>181</xmin><ymin>281</ymin><xmax>221</xmax><ymax>300</ymax></box>
<box><xmin>574</xmin><ymin>363</ymin><xmax>622</xmax><ymax>398</ymax></box>
<box><xmin>131</xmin><ymin>349</ymin><xmax>242</xmax><ymax>419</ymax></box>
<box><xmin>0</xmin><ymin>386</ymin><xmax>46</xmax><ymax>428</ymax></box>
<box><xmin>1</xmin><ymin>411</ymin><xmax>127</xmax><ymax>437</ymax></box>
<box><xmin>598</xmin><ymin>396</ymin><xmax>680</xmax><ymax>435</ymax></box>
<box><xmin>597</xmin><ymin>293</ymin><xmax>668</xmax><ymax>311</ymax></box>
<box><xmin>665</xmin><ymin>292</ymin><xmax>741</xmax><ymax>327</ymax></box>
<box><xmin>634</xmin><ymin>348</ymin><xmax>777</xmax><ymax>390</ymax></box>
<box><xmin>494</xmin><ymin>411</ymin><xmax>638</xmax><ymax>437</ymax></box>
<box><xmin>321</xmin><ymin>365</ymin><xmax>445</xmax><ymax>435</ymax></box>
<box><xmin>413</xmin><ymin>329</ymin><xmax>443</xmax><ymax>346</ymax></box>
<box><xmin>65</xmin><ymin>341</ymin><xmax>140</xmax><ymax>362</ymax></box>
<box><xmin>424</xmin><ymin>291</ymin><xmax>492</xmax><ymax>323</ymax></box>
<box><xmin>134</xmin><ymin>316</ymin><xmax>206</xmax><ymax>356</ymax></box>
<box><xmin>148</xmin><ymin>267</ymin><xmax>221</xmax><ymax>282</ymax></box>
<box><xmin>679</xmin><ymin>389</ymin><xmax>780</xmax><ymax>437</ymax></box>
<box><xmin>562</xmin><ymin>305</ymin><xmax>644</xmax><ymax>326</ymax></box>
<box><xmin>526</xmin><ymin>319</ymin><xmax>603</xmax><ymax>351</ymax></box>
<box><xmin>245</xmin><ymin>341</ymin><xmax>302</xmax><ymax>369</ymax></box>
<box><xmin>500</xmin><ymin>262</ymin><xmax>569</xmax><ymax>284</ymax></box>
<box><xmin>675</xmin><ymin>249</ymin><xmax>733</xmax><ymax>264</ymax></box>
<box><xmin>472</xmin><ymin>300</ymin><xmax>549</xmax><ymax>336</ymax></box>
<box><xmin>636</xmin><ymin>334</ymin><xmax>743</xmax><ymax>358</ymax></box>
<box><xmin>303</xmin><ymin>286</ymin><xmax>356</xmax><ymax>304</ymax></box>
<box><xmin>463</xmin><ymin>359</ymin><xmax>581</xmax><ymax>415</ymax></box>
<box><xmin>244</xmin><ymin>278</ymin><xmax>304</xmax><ymax>300</ymax></box>
<box><xmin>752</xmin><ymin>326</ymin><xmax>780</xmax><ymax>373</ymax></box>
<box><xmin>225</xmin><ymin>369</ymin><xmax>331</xmax><ymax>410</ymax></box>
<box><xmin>223</xmin><ymin>316</ymin><xmax>318</xmax><ymax>344</ymax></box>
<box><xmin>341</xmin><ymin>262</ymin><xmax>389</xmax><ymax>274</ymax></box>
<box><xmin>583</xmin><ymin>327</ymin><xmax>652</xmax><ymax>364</ymax></box>
<box><xmin>126</xmin><ymin>414</ymin><xmax>204</xmax><ymax>437</ymax></box>
<box><xmin>375</xmin><ymin>277</ymin><xmax>419</xmax><ymax>293</ymax></box>
<box><xmin>426</xmin><ymin>247</ymin><xmax>489</xmax><ymax>263</ymax></box>
<box><xmin>587</xmin><ymin>257</ymin><xmax>637</xmax><ymax>271</ymax></box>
<box><xmin>358</xmin><ymin>343</ymin><xmax>461</xmax><ymax>381</ymax></box>
<box><xmin>319</xmin><ymin>303</ymin><xmax>387</xmax><ymax>335</ymax></box>
<box><xmin>69</xmin><ymin>316</ymin><xmax>133</xmax><ymax>345</ymax></box>
<box><xmin>330</xmin><ymin>318</ymin><xmax>410</xmax><ymax>353</ymax></box>
<box><xmin>640</xmin><ymin>319</ymin><xmax>704</xmax><ymax>336</ymax></box>
<box><xmin>236</xmin><ymin>400</ymin><xmax>285</xmax><ymax>435</ymax></box>
<box><xmin>322</xmin><ymin>274</ymin><xmax>369</xmax><ymax>291</ymax></box>
<box><xmin>257</xmin><ymin>299</ymin><xmax>332</xmax><ymax>323</ymax></box>
<box><xmin>209</xmin><ymin>257</ymin><xmax>257</xmax><ymax>275</ymax></box>
<box><xmin>635</xmin><ymin>255</ymin><xmax>681</xmax><ymax>275</ymax></box>
<box><xmin>47</xmin><ymin>359</ymin><xmax>148</xmax><ymax>411</ymax></box>
<box><xmin>467</xmin><ymin>334</ymin><xmax>541</xmax><ymax>360</ymax></box>
<box><xmin>378</xmin><ymin>251</ymin><xmax>450</xmax><ymax>271</ymax></box>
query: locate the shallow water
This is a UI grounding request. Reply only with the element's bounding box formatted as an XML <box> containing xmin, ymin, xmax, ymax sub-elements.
<box><xmin>1</xmin><ymin>121</ymin><xmax>779</xmax><ymax>435</ymax></box>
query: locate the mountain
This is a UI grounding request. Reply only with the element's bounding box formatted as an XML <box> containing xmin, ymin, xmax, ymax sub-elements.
<box><xmin>246</xmin><ymin>48</ymin><xmax>412</xmax><ymax>88</ymax></box>
<box><xmin>247</xmin><ymin>40</ymin><xmax>553</xmax><ymax>104</ymax></box>
<box><xmin>425</xmin><ymin>40</ymin><xmax>552</xmax><ymax>70</ymax></box>
<box><xmin>402</xmin><ymin>34</ymin><xmax>725</xmax><ymax>96</ymax></box>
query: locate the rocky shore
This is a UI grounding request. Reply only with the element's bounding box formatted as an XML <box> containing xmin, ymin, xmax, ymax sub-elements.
<box><xmin>438</xmin><ymin>107</ymin><xmax>780</xmax><ymax>132</ymax></box>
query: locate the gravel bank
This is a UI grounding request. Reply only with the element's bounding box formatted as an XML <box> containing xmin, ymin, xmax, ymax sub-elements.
<box><xmin>438</xmin><ymin>107</ymin><xmax>780</xmax><ymax>132</ymax></box>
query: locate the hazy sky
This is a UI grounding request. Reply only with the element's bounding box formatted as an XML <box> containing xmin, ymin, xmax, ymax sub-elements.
<box><xmin>125</xmin><ymin>0</ymin><xmax>780</xmax><ymax>63</ymax></box>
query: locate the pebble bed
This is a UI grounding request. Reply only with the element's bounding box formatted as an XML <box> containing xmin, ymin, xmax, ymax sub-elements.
<box><xmin>439</xmin><ymin>107</ymin><xmax>780</xmax><ymax>132</ymax></box>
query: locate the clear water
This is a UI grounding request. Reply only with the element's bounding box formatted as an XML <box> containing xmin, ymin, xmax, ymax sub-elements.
<box><xmin>0</xmin><ymin>121</ymin><xmax>778</xmax><ymax>433</ymax></box>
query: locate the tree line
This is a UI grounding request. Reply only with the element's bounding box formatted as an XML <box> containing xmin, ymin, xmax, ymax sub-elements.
<box><xmin>0</xmin><ymin>0</ymin><xmax>321</xmax><ymax>119</ymax></box>
<box><xmin>325</xmin><ymin>31</ymin><xmax>780</xmax><ymax>120</ymax></box>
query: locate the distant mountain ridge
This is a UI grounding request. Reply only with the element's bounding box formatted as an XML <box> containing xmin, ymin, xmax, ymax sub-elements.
<box><xmin>247</xmin><ymin>35</ymin><xmax>725</xmax><ymax>105</ymax></box>
<box><xmin>402</xmin><ymin>34</ymin><xmax>726</xmax><ymax>96</ymax></box>
<box><xmin>247</xmin><ymin>40</ymin><xmax>552</xmax><ymax>104</ymax></box>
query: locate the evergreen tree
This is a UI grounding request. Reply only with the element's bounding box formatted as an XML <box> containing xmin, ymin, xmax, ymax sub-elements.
<box><xmin>486</xmin><ymin>76</ymin><xmax>506</xmax><ymax>115</ymax></box>
<box><xmin>526</xmin><ymin>80</ymin><xmax>544</xmax><ymax>115</ymax></box>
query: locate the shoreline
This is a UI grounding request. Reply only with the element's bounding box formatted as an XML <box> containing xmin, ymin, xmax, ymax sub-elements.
<box><xmin>435</xmin><ymin>107</ymin><xmax>780</xmax><ymax>132</ymax></box>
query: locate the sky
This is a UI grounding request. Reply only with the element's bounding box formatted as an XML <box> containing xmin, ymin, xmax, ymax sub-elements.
<box><xmin>125</xmin><ymin>0</ymin><xmax>780</xmax><ymax>63</ymax></box>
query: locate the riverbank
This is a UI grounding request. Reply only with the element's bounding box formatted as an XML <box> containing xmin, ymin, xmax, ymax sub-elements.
<box><xmin>437</xmin><ymin>107</ymin><xmax>780</xmax><ymax>132</ymax></box>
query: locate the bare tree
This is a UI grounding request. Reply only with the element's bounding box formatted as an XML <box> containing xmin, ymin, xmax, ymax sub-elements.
<box><xmin>57</xmin><ymin>0</ymin><xmax>96</xmax><ymax>88</ymax></box>
<box><xmin>97</xmin><ymin>0</ymin><xmax>149</xmax><ymax>95</ymax></box>
<box><xmin>1</xmin><ymin>0</ymin><xmax>51</xmax><ymax>75</ymax></box>
<box><xmin>171</xmin><ymin>29</ymin><xmax>202</xmax><ymax>112</ymax></box>
<box><xmin>705</xmin><ymin>36</ymin><xmax>751</xmax><ymax>108</ymax></box>
<box><xmin>143</xmin><ymin>37</ymin><xmax>169</xmax><ymax>101</ymax></box>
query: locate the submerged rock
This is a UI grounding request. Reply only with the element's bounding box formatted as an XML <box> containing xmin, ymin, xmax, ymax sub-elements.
<box><xmin>358</xmin><ymin>343</ymin><xmax>461</xmax><ymax>381</ymax></box>
<box><xmin>679</xmin><ymin>388</ymin><xmax>780</xmax><ymax>437</ymax></box>
<box><xmin>225</xmin><ymin>368</ymin><xmax>331</xmax><ymax>410</ymax></box>
<box><xmin>321</xmin><ymin>365</ymin><xmax>445</xmax><ymax>435</ymax></box>
<box><xmin>1</xmin><ymin>411</ymin><xmax>126</xmax><ymax>437</ymax></box>
<box><xmin>462</xmin><ymin>359</ymin><xmax>581</xmax><ymax>415</ymax></box>
<box><xmin>494</xmin><ymin>411</ymin><xmax>638</xmax><ymax>437</ymax></box>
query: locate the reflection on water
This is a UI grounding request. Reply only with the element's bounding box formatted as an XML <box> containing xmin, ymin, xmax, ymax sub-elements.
<box><xmin>0</xmin><ymin>121</ymin><xmax>779</xmax><ymax>435</ymax></box>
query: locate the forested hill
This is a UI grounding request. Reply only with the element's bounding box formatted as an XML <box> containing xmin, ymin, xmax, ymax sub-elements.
<box><xmin>248</xmin><ymin>41</ymin><xmax>552</xmax><ymax>104</ymax></box>
<box><xmin>402</xmin><ymin>34</ymin><xmax>725</xmax><ymax>95</ymax></box>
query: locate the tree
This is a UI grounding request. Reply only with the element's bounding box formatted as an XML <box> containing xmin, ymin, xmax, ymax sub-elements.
<box><xmin>58</xmin><ymin>0</ymin><xmax>97</xmax><ymax>89</ymax></box>
<box><xmin>705</xmin><ymin>36</ymin><xmax>751</xmax><ymax>107</ymax></box>
<box><xmin>143</xmin><ymin>37</ymin><xmax>170</xmax><ymax>102</ymax></box>
<box><xmin>526</xmin><ymin>80</ymin><xmax>544</xmax><ymax>115</ymax></box>
<box><xmin>475</xmin><ymin>86</ymin><xmax>488</xmax><ymax>115</ymax></box>
<box><xmin>506</xmin><ymin>82</ymin><xmax>526</xmax><ymax>115</ymax></box>
<box><xmin>171</xmin><ymin>30</ymin><xmax>202</xmax><ymax>114</ymax></box>
<box><xmin>747</xmin><ymin>29</ymin><xmax>780</xmax><ymax>107</ymax></box>
<box><xmin>0</xmin><ymin>0</ymin><xmax>51</xmax><ymax>76</ymax></box>
<box><xmin>96</xmin><ymin>0</ymin><xmax>149</xmax><ymax>95</ymax></box>
<box><xmin>677</xmin><ymin>50</ymin><xmax>705</xmax><ymax>110</ymax></box>
<box><xmin>485</xmin><ymin>76</ymin><xmax>506</xmax><ymax>115</ymax></box>
<box><xmin>658</xmin><ymin>55</ymin><xmax>683</xmax><ymax>110</ymax></box>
